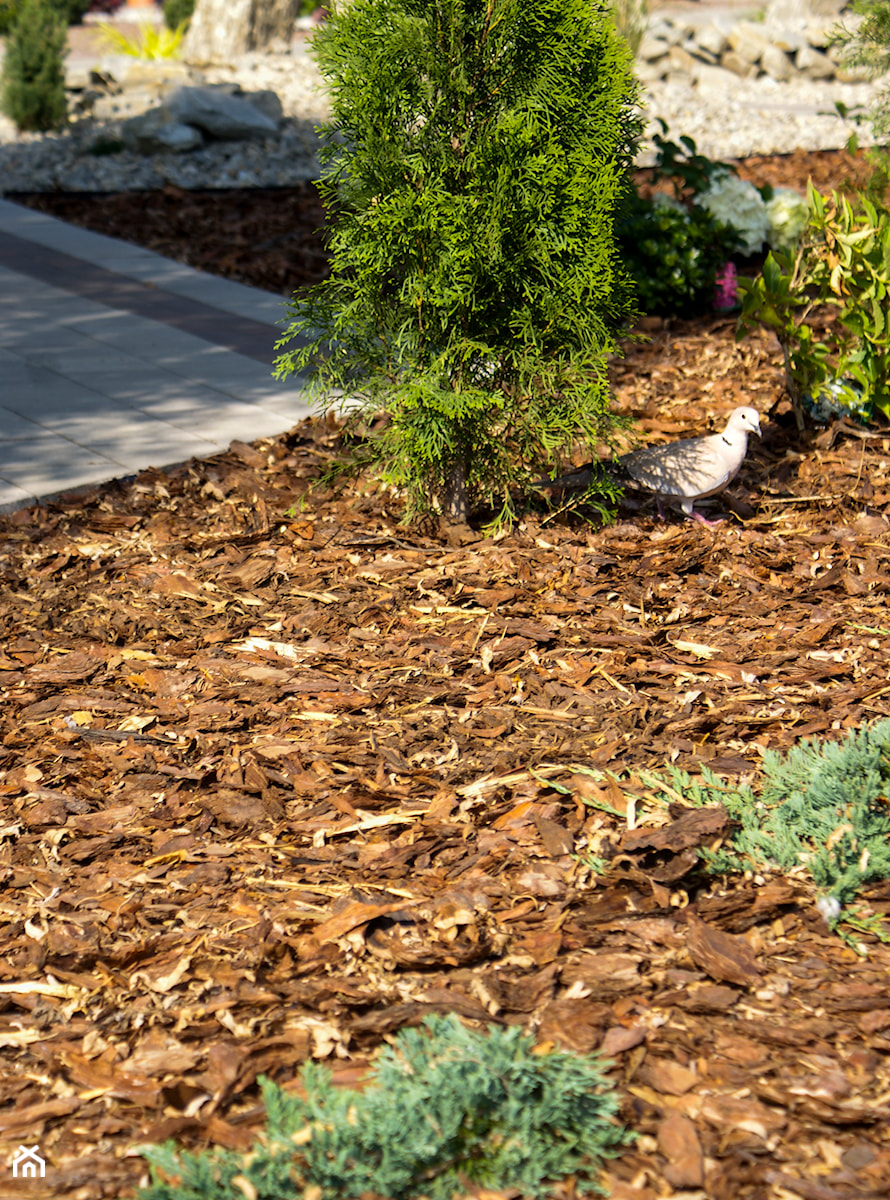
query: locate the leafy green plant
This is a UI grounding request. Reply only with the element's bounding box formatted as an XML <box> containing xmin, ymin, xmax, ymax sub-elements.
<box><xmin>274</xmin><ymin>0</ymin><xmax>641</xmax><ymax>529</ymax></box>
<box><xmin>0</xmin><ymin>0</ymin><xmax>68</xmax><ymax>132</ymax></box>
<box><xmin>616</xmin><ymin>122</ymin><xmax>751</xmax><ymax>316</ymax></box>
<box><xmin>97</xmin><ymin>18</ymin><xmax>186</xmax><ymax>59</ymax></box>
<box><xmin>617</xmin><ymin>191</ymin><xmax>739</xmax><ymax>315</ymax></box>
<box><xmin>645</xmin><ymin>118</ymin><xmax>737</xmax><ymax>200</ymax></box>
<box><xmin>163</xmin><ymin>0</ymin><xmax>194</xmax><ymax>32</ymax></box>
<box><xmin>138</xmin><ymin>1014</ymin><xmax>628</xmax><ymax>1200</ymax></box>
<box><xmin>737</xmin><ymin>181</ymin><xmax>890</xmax><ymax>424</ymax></box>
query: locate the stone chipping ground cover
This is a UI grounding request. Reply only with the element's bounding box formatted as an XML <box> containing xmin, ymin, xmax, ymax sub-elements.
<box><xmin>3</xmin><ymin>150</ymin><xmax>890</xmax><ymax>1199</ymax></box>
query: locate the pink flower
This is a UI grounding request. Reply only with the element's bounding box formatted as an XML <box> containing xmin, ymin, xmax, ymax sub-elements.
<box><xmin>713</xmin><ymin>261</ymin><xmax>738</xmax><ymax>312</ymax></box>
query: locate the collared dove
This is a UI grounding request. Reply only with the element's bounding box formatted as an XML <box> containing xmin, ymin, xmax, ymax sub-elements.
<box><xmin>618</xmin><ymin>406</ymin><xmax>761</xmax><ymax>526</ymax></box>
<box><xmin>535</xmin><ymin>407</ymin><xmax>761</xmax><ymax>526</ymax></box>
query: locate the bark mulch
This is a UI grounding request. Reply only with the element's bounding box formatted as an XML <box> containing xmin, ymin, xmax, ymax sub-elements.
<box><xmin>3</xmin><ymin>149</ymin><xmax>890</xmax><ymax>1200</ymax></box>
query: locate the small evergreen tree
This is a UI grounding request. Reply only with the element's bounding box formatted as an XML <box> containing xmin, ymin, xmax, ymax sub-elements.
<box><xmin>0</xmin><ymin>0</ymin><xmax>68</xmax><ymax>133</ymax></box>
<box><xmin>275</xmin><ymin>0</ymin><xmax>640</xmax><ymax>526</ymax></box>
<box><xmin>833</xmin><ymin>0</ymin><xmax>890</xmax><ymax>135</ymax></box>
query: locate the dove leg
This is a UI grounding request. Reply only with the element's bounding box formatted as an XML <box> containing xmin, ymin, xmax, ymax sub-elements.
<box><xmin>690</xmin><ymin>509</ymin><xmax>725</xmax><ymax>528</ymax></box>
<box><xmin>656</xmin><ymin>497</ymin><xmax>667</xmax><ymax>521</ymax></box>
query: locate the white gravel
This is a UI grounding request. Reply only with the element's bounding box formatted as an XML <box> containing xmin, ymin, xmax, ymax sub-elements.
<box><xmin>0</xmin><ymin>43</ymin><xmax>886</xmax><ymax>194</ymax></box>
<box><xmin>639</xmin><ymin>73</ymin><xmax>885</xmax><ymax>163</ymax></box>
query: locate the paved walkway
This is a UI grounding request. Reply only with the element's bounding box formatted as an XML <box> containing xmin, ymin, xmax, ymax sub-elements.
<box><xmin>0</xmin><ymin>198</ymin><xmax>312</xmax><ymax>512</ymax></box>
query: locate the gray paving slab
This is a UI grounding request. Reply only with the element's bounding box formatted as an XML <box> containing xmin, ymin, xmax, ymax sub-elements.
<box><xmin>0</xmin><ymin>200</ymin><xmax>317</xmax><ymax>511</ymax></box>
<box><xmin>0</xmin><ymin>200</ymin><xmax>288</xmax><ymax>325</ymax></box>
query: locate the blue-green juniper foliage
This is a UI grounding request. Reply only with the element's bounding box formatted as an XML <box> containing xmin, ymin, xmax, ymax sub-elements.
<box><xmin>660</xmin><ymin>719</ymin><xmax>890</xmax><ymax>915</ymax></box>
<box><xmin>138</xmin><ymin>1013</ymin><xmax>628</xmax><ymax>1200</ymax></box>
<box><xmin>274</xmin><ymin>0</ymin><xmax>641</xmax><ymax>526</ymax></box>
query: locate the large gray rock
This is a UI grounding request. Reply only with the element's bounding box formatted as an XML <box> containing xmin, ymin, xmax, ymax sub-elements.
<box><xmin>165</xmin><ymin>85</ymin><xmax>279</xmax><ymax>140</ymax></box>
<box><xmin>241</xmin><ymin>88</ymin><xmax>284</xmax><ymax>123</ymax></box>
<box><xmin>121</xmin><ymin>106</ymin><xmax>205</xmax><ymax>154</ymax></box>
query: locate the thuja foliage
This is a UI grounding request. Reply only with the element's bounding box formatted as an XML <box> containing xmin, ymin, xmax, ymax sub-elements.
<box><xmin>832</xmin><ymin>0</ymin><xmax>890</xmax><ymax>135</ymax></box>
<box><xmin>656</xmin><ymin>720</ymin><xmax>890</xmax><ymax>916</ymax></box>
<box><xmin>138</xmin><ymin>1014</ymin><xmax>627</xmax><ymax>1200</ymax></box>
<box><xmin>274</xmin><ymin>0</ymin><xmax>640</xmax><ymax>527</ymax></box>
<box><xmin>0</xmin><ymin>0</ymin><xmax>68</xmax><ymax>133</ymax></box>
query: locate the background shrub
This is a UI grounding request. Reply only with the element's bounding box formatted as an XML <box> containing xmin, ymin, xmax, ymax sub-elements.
<box><xmin>0</xmin><ymin>0</ymin><xmax>68</xmax><ymax>132</ymax></box>
<box><xmin>0</xmin><ymin>0</ymin><xmax>88</xmax><ymax>33</ymax></box>
<box><xmin>163</xmin><ymin>0</ymin><xmax>194</xmax><ymax>31</ymax></box>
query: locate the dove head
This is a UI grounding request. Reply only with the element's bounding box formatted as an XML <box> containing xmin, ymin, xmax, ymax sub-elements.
<box><xmin>726</xmin><ymin>407</ymin><xmax>761</xmax><ymax>440</ymax></box>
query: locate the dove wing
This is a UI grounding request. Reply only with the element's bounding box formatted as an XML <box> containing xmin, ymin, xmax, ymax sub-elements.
<box><xmin>620</xmin><ymin>432</ymin><xmax>741</xmax><ymax>501</ymax></box>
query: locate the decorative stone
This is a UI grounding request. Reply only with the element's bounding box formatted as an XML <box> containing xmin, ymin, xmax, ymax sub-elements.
<box><xmin>696</xmin><ymin>24</ymin><xmax>729</xmax><ymax>58</ymax></box>
<box><xmin>721</xmin><ymin>50</ymin><xmax>761</xmax><ymax>78</ymax></box>
<box><xmin>686</xmin><ymin>41</ymin><xmax>720</xmax><ymax>66</ymax></box>
<box><xmin>796</xmin><ymin>43</ymin><xmax>835</xmax><ymax>77</ymax></box>
<box><xmin>695</xmin><ymin>63</ymin><xmax>736</xmax><ymax>94</ymax></box>
<box><xmin>635</xmin><ymin>59</ymin><xmax>668</xmax><ymax>84</ymax></box>
<box><xmin>647</xmin><ymin>17</ymin><xmax>684</xmax><ymax>44</ymax></box>
<box><xmin>803</xmin><ymin>20</ymin><xmax>835</xmax><ymax>48</ymax></box>
<box><xmin>668</xmin><ymin>45</ymin><xmax>698</xmax><ymax>76</ymax></box>
<box><xmin>120</xmin><ymin>60</ymin><xmax>193</xmax><ymax>90</ymax></box>
<box><xmin>241</xmin><ymin>88</ymin><xmax>284</xmax><ymax>123</ymax></box>
<box><xmin>766</xmin><ymin>29</ymin><xmax>805</xmax><ymax>53</ymax></box>
<box><xmin>728</xmin><ymin>21</ymin><xmax>773</xmax><ymax>64</ymax></box>
<box><xmin>92</xmin><ymin>87</ymin><xmax>164</xmax><ymax>120</ymax></box>
<box><xmin>638</xmin><ymin>34</ymin><xmax>671</xmax><ymax>62</ymax></box>
<box><xmin>761</xmin><ymin>44</ymin><xmax>795</xmax><ymax>80</ymax></box>
<box><xmin>165</xmin><ymin>84</ymin><xmax>279</xmax><ymax>140</ymax></box>
<box><xmin>120</xmin><ymin>106</ymin><xmax>205</xmax><ymax>154</ymax></box>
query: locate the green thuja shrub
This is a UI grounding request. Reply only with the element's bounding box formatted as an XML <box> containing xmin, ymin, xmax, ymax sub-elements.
<box><xmin>274</xmin><ymin>0</ymin><xmax>640</xmax><ymax>527</ymax></box>
<box><xmin>138</xmin><ymin>1014</ymin><xmax>628</xmax><ymax>1200</ymax></box>
<box><xmin>0</xmin><ymin>0</ymin><xmax>18</xmax><ymax>35</ymax></box>
<box><xmin>0</xmin><ymin>0</ymin><xmax>68</xmax><ymax>132</ymax></box>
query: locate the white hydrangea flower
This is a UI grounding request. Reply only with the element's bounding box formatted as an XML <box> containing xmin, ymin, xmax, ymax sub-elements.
<box><xmin>694</xmin><ymin>169</ymin><xmax>770</xmax><ymax>256</ymax></box>
<box><xmin>765</xmin><ymin>187</ymin><xmax>808</xmax><ymax>253</ymax></box>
